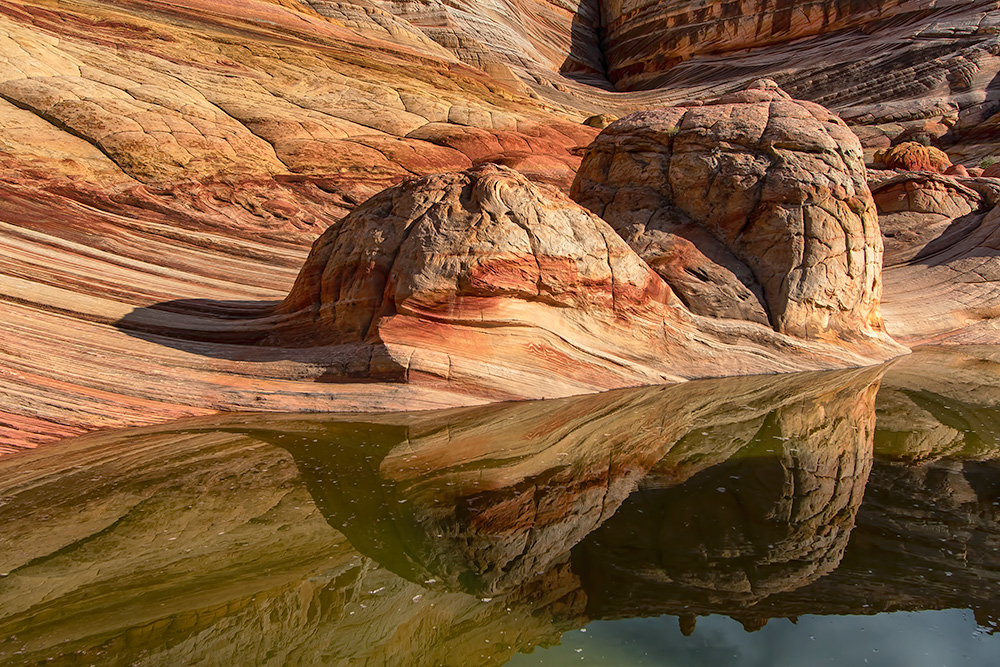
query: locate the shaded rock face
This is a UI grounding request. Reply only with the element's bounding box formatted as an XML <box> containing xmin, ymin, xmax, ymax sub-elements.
<box><xmin>572</xmin><ymin>82</ymin><xmax>887</xmax><ymax>344</ymax></box>
<box><xmin>599</xmin><ymin>0</ymin><xmax>925</xmax><ymax>90</ymax></box>
<box><xmin>872</xmin><ymin>172</ymin><xmax>987</xmax><ymax>265</ymax></box>
<box><xmin>874</xmin><ymin>172</ymin><xmax>1000</xmax><ymax>344</ymax></box>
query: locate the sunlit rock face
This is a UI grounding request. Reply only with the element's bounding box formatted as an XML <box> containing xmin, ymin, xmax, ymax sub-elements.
<box><xmin>300</xmin><ymin>0</ymin><xmax>607</xmax><ymax>79</ymax></box>
<box><xmin>269</xmin><ymin>162</ymin><xmax>904</xmax><ymax>400</ymax></box>
<box><xmin>4</xmin><ymin>0</ymin><xmax>1000</xmax><ymax>453</ymax></box>
<box><xmin>572</xmin><ymin>81</ymin><xmax>893</xmax><ymax>349</ymax></box>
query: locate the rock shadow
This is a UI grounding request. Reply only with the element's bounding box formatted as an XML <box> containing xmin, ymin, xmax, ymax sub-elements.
<box><xmin>115</xmin><ymin>298</ymin><xmax>377</xmax><ymax>382</ymax></box>
<box><xmin>558</xmin><ymin>0</ymin><xmax>615</xmax><ymax>90</ymax></box>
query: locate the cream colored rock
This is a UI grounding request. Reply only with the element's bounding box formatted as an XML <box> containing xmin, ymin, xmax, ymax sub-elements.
<box><xmin>572</xmin><ymin>82</ymin><xmax>890</xmax><ymax>346</ymax></box>
<box><xmin>270</xmin><ymin>163</ymin><xmax>904</xmax><ymax>401</ymax></box>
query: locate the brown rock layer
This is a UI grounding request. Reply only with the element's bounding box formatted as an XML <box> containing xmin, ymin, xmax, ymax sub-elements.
<box><xmin>600</xmin><ymin>0</ymin><xmax>968</xmax><ymax>90</ymax></box>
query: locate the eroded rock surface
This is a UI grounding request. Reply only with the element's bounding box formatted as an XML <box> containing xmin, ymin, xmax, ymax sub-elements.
<box><xmin>572</xmin><ymin>81</ymin><xmax>890</xmax><ymax>345</ymax></box>
<box><xmin>269</xmin><ymin>163</ymin><xmax>903</xmax><ymax>401</ymax></box>
<box><xmin>600</xmin><ymin>0</ymin><xmax>942</xmax><ymax>90</ymax></box>
<box><xmin>5</xmin><ymin>0</ymin><xmax>1000</xmax><ymax>450</ymax></box>
<box><xmin>874</xmin><ymin>171</ymin><xmax>1000</xmax><ymax>344</ymax></box>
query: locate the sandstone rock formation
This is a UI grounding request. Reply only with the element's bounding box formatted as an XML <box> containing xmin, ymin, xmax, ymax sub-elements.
<box><xmin>266</xmin><ymin>162</ymin><xmax>903</xmax><ymax>401</ymax></box>
<box><xmin>599</xmin><ymin>0</ymin><xmax>965</xmax><ymax>90</ymax></box>
<box><xmin>875</xmin><ymin>142</ymin><xmax>953</xmax><ymax>173</ymax></box>
<box><xmin>3</xmin><ymin>0</ymin><xmax>1000</xmax><ymax>450</ymax></box>
<box><xmin>874</xmin><ymin>171</ymin><xmax>1000</xmax><ymax>344</ymax></box>
<box><xmin>572</xmin><ymin>81</ymin><xmax>889</xmax><ymax>344</ymax></box>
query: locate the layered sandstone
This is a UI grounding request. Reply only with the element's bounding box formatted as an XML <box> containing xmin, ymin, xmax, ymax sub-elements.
<box><xmin>4</xmin><ymin>0</ymin><xmax>1000</xmax><ymax>450</ymax></box>
<box><xmin>599</xmin><ymin>0</ymin><xmax>946</xmax><ymax>90</ymax></box>
<box><xmin>875</xmin><ymin>172</ymin><xmax>1000</xmax><ymax>344</ymax></box>
<box><xmin>268</xmin><ymin>162</ymin><xmax>903</xmax><ymax>401</ymax></box>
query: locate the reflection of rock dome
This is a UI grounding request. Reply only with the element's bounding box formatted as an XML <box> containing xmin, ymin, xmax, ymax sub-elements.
<box><xmin>574</xmin><ymin>376</ymin><xmax>878</xmax><ymax>618</ymax></box>
<box><xmin>274</xmin><ymin>366</ymin><xmax>883</xmax><ymax>600</ymax></box>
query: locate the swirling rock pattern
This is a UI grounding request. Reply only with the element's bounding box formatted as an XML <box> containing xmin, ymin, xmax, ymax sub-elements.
<box><xmin>6</xmin><ymin>0</ymin><xmax>1000</xmax><ymax>450</ymax></box>
<box><xmin>600</xmin><ymin>0</ymin><xmax>922</xmax><ymax>90</ymax></box>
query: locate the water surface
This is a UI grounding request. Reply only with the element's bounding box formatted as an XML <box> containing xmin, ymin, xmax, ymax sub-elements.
<box><xmin>2</xmin><ymin>347</ymin><xmax>1000</xmax><ymax>665</ymax></box>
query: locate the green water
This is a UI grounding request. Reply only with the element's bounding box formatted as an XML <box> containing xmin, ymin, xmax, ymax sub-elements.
<box><xmin>2</xmin><ymin>347</ymin><xmax>1000</xmax><ymax>666</ymax></box>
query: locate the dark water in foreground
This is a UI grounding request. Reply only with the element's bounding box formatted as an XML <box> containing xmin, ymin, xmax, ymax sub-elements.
<box><xmin>3</xmin><ymin>347</ymin><xmax>1000</xmax><ymax>666</ymax></box>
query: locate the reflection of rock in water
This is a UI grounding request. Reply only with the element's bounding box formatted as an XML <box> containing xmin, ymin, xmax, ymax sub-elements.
<box><xmin>0</xmin><ymin>426</ymin><xmax>581</xmax><ymax>667</ymax></box>
<box><xmin>875</xmin><ymin>346</ymin><xmax>1000</xmax><ymax>462</ymax></box>
<box><xmin>742</xmin><ymin>455</ymin><xmax>1000</xmax><ymax>632</ymax></box>
<box><xmin>574</xmin><ymin>375</ymin><xmax>879</xmax><ymax>627</ymax></box>
<box><xmin>11</xmin><ymin>352</ymin><xmax>1000</xmax><ymax>659</ymax></box>
<box><xmin>269</xmin><ymin>366</ymin><xmax>883</xmax><ymax>599</ymax></box>
<box><xmin>0</xmin><ymin>365</ymin><xmax>884</xmax><ymax>664</ymax></box>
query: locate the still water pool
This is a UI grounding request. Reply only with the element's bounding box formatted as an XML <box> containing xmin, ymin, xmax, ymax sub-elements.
<box><xmin>2</xmin><ymin>347</ymin><xmax>1000</xmax><ymax>665</ymax></box>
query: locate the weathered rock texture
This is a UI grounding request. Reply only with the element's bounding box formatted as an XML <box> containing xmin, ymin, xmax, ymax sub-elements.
<box><xmin>875</xmin><ymin>141</ymin><xmax>953</xmax><ymax>173</ymax></box>
<box><xmin>572</xmin><ymin>82</ymin><xmax>889</xmax><ymax>345</ymax></box>
<box><xmin>267</xmin><ymin>163</ymin><xmax>902</xmax><ymax>401</ymax></box>
<box><xmin>600</xmin><ymin>0</ymin><xmax>956</xmax><ymax>90</ymax></box>
<box><xmin>875</xmin><ymin>172</ymin><xmax>1000</xmax><ymax>344</ymax></box>
<box><xmin>4</xmin><ymin>0</ymin><xmax>1000</xmax><ymax>449</ymax></box>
